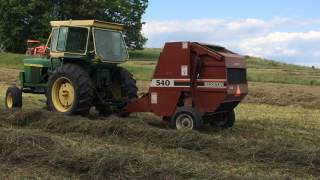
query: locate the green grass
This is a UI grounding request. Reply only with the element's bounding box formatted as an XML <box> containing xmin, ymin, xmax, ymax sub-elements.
<box><xmin>0</xmin><ymin>53</ymin><xmax>28</xmax><ymax>69</ymax></box>
<box><xmin>1</xmin><ymin>50</ymin><xmax>320</xmax><ymax>86</ymax></box>
<box><xmin>121</xmin><ymin>61</ymin><xmax>155</xmax><ymax>81</ymax></box>
<box><xmin>129</xmin><ymin>48</ymin><xmax>161</xmax><ymax>61</ymax></box>
<box><xmin>248</xmin><ymin>68</ymin><xmax>320</xmax><ymax>86</ymax></box>
<box><xmin>245</xmin><ymin>56</ymin><xmax>312</xmax><ymax>70</ymax></box>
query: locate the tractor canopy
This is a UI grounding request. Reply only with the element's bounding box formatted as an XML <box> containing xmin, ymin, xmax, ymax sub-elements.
<box><xmin>48</xmin><ymin>20</ymin><xmax>128</xmax><ymax>63</ymax></box>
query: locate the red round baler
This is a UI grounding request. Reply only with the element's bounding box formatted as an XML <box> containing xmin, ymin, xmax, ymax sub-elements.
<box><xmin>125</xmin><ymin>42</ymin><xmax>248</xmax><ymax>130</ymax></box>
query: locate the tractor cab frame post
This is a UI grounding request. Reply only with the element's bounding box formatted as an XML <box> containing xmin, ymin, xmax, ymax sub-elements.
<box><xmin>125</xmin><ymin>42</ymin><xmax>248</xmax><ymax>129</ymax></box>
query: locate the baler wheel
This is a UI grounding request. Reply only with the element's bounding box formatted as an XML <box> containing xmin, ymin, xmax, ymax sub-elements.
<box><xmin>47</xmin><ymin>63</ymin><xmax>93</xmax><ymax>115</ymax></box>
<box><xmin>170</xmin><ymin>107</ymin><xmax>203</xmax><ymax>130</ymax></box>
<box><xmin>210</xmin><ymin>110</ymin><xmax>235</xmax><ymax>128</ymax></box>
<box><xmin>4</xmin><ymin>86</ymin><xmax>22</xmax><ymax>111</ymax></box>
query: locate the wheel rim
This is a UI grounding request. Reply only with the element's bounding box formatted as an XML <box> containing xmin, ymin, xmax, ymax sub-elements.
<box><xmin>112</xmin><ymin>82</ymin><xmax>122</xmax><ymax>100</ymax></box>
<box><xmin>176</xmin><ymin>113</ymin><xmax>194</xmax><ymax>130</ymax></box>
<box><xmin>6</xmin><ymin>93</ymin><xmax>13</xmax><ymax>109</ymax></box>
<box><xmin>51</xmin><ymin>77</ymin><xmax>75</xmax><ymax>112</ymax></box>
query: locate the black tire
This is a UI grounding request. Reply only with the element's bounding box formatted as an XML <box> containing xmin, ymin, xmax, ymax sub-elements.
<box><xmin>95</xmin><ymin>105</ymin><xmax>112</xmax><ymax>116</ymax></box>
<box><xmin>170</xmin><ymin>107</ymin><xmax>203</xmax><ymax>130</ymax></box>
<box><xmin>210</xmin><ymin>110</ymin><xmax>235</xmax><ymax>128</ymax></box>
<box><xmin>94</xmin><ymin>67</ymin><xmax>138</xmax><ymax>116</ymax></box>
<box><xmin>47</xmin><ymin>63</ymin><xmax>93</xmax><ymax>116</ymax></box>
<box><xmin>116</xmin><ymin>67</ymin><xmax>138</xmax><ymax>100</ymax></box>
<box><xmin>111</xmin><ymin>67</ymin><xmax>138</xmax><ymax>117</ymax></box>
<box><xmin>4</xmin><ymin>86</ymin><xmax>22</xmax><ymax>111</ymax></box>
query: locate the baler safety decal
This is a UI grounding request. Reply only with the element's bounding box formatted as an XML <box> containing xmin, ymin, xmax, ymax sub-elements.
<box><xmin>151</xmin><ymin>79</ymin><xmax>226</xmax><ymax>88</ymax></box>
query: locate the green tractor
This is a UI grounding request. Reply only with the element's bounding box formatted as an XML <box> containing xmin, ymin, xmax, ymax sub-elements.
<box><xmin>4</xmin><ymin>20</ymin><xmax>138</xmax><ymax>116</ymax></box>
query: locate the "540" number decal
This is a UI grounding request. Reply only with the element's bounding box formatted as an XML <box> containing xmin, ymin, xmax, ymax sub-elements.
<box><xmin>151</xmin><ymin>79</ymin><xmax>174</xmax><ymax>87</ymax></box>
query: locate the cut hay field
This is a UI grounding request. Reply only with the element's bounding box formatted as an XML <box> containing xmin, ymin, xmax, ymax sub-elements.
<box><xmin>0</xmin><ymin>51</ymin><xmax>319</xmax><ymax>179</ymax></box>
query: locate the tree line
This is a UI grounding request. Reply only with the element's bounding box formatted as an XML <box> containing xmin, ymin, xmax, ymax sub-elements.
<box><xmin>0</xmin><ymin>0</ymin><xmax>148</xmax><ymax>53</ymax></box>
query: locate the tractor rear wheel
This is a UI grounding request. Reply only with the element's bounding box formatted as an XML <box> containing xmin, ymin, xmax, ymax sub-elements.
<box><xmin>117</xmin><ymin>67</ymin><xmax>138</xmax><ymax>100</ymax></box>
<box><xmin>210</xmin><ymin>110</ymin><xmax>235</xmax><ymax>128</ymax></box>
<box><xmin>170</xmin><ymin>107</ymin><xmax>203</xmax><ymax>130</ymax></box>
<box><xmin>95</xmin><ymin>67</ymin><xmax>138</xmax><ymax>117</ymax></box>
<box><xmin>47</xmin><ymin>64</ymin><xmax>93</xmax><ymax>116</ymax></box>
<box><xmin>118</xmin><ymin>67</ymin><xmax>138</xmax><ymax>117</ymax></box>
<box><xmin>4</xmin><ymin>86</ymin><xmax>22</xmax><ymax>111</ymax></box>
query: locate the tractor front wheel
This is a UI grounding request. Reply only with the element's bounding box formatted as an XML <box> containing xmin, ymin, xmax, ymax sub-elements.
<box><xmin>170</xmin><ymin>107</ymin><xmax>203</xmax><ymax>130</ymax></box>
<box><xmin>47</xmin><ymin>64</ymin><xmax>93</xmax><ymax>115</ymax></box>
<box><xmin>4</xmin><ymin>86</ymin><xmax>22</xmax><ymax>111</ymax></box>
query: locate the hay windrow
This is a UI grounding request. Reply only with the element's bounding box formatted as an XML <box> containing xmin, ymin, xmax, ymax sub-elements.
<box><xmin>2</xmin><ymin>110</ymin><xmax>320</xmax><ymax>176</ymax></box>
<box><xmin>4</xmin><ymin>110</ymin><xmax>217</xmax><ymax>150</ymax></box>
<box><xmin>230</xmin><ymin>139</ymin><xmax>320</xmax><ymax>172</ymax></box>
<box><xmin>0</xmin><ymin>128</ymin><xmax>225</xmax><ymax>179</ymax></box>
<box><xmin>0</xmin><ymin>129</ymin><xmax>60</xmax><ymax>163</ymax></box>
<box><xmin>244</xmin><ymin>82</ymin><xmax>320</xmax><ymax>109</ymax></box>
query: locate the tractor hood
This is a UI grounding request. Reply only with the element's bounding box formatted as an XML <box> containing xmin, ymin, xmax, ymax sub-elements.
<box><xmin>23</xmin><ymin>58</ymin><xmax>50</xmax><ymax>68</ymax></box>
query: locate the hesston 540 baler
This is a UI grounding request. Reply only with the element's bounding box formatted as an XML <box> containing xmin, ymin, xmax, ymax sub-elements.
<box><xmin>125</xmin><ymin>42</ymin><xmax>248</xmax><ymax>129</ymax></box>
<box><xmin>4</xmin><ymin>20</ymin><xmax>247</xmax><ymax>130</ymax></box>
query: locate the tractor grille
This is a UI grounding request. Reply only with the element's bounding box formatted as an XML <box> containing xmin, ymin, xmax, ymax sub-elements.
<box><xmin>227</xmin><ymin>68</ymin><xmax>247</xmax><ymax>84</ymax></box>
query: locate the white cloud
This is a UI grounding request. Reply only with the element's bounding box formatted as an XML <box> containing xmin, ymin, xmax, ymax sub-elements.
<box><xmin>143</xmin><ymin>19</ymin><xmax>224</xmax><ymax>35</ymax></box>
<box><xmin>142</xmin><ymin>17</ymin><xmax>320</xmax><ymax>67</ymax></box>
<box><xmin>226</xmin><ymin>18</ymin><xmax>270</xmax><ymax>31</ymax></box>
<box><xmin>240</xmin><ymin>31</ymin><xmax>320</xmax><ymax>58</ymax></box>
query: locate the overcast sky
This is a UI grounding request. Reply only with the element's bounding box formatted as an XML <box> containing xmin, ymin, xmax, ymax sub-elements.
<box><xmin>142</xmin><ymin>0</ymin><xmax>320</xmax><ymax>67</ymax></box>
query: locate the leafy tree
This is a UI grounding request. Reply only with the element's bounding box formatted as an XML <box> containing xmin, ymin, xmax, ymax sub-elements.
<box><xmin>0</xmin><ymin>0</ymin><xmax>52</xmax><ymax>52</ymax></box>
<box><xmin>0</xmin><ymin>0</ymin><xmax>148</xmax><ymax>53</ymax></box>
<box><xmin>104</xmin><ymin>0</ymin><xmax>148</xmax><ymax>49</ymax></box>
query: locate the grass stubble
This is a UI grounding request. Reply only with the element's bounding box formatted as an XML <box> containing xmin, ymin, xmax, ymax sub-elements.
<box><xmin>0</xmin><ymin>106</ymin><xmax>319</xmax><ymax>178</ymax></box>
